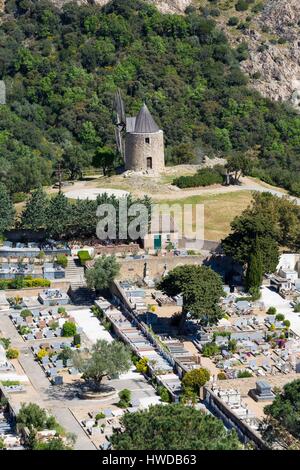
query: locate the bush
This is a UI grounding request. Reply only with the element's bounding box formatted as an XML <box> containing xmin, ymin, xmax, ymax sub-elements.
<box><xmin>237</xmin><ymin>370</ymin><xmax>253</xmax><ymax>378</ymax></box>
<box><xmin>62</xmin><ymin>321</ymin><xmax>77</xmax><ymax>337</ymax></box>
<box><xmin>228</xmin><ymin>16</ymin><xmax>239</xmax><ymax>26</ymax></box>
<box><xmin>294</xmin><ymin>303</ymin><xmax>300</xmax><ymax>313</ymax></box>
<box><xmin>182</xmin><ymin>368</ymin><xmax>210</xmax><ymax>393</ymax></box>
<box><xmin>0</xmin><ymin>278</ymin><xmax>51</xmax><ymax>290</ymax></box>
<box><xmin>283</xmin><ymin>320</ymin><xmax>290</xmax><ymax>328</ymax></box>
<box><xmin>73</xmin><ymin>334</ymin><xmax>81</xmax><ymax>346</ymax></box>
<box><xmin>18</xmin><ymin>325</ymin><xmax>31</xmax><ymax>335</ymax></box>
<box><xmin>135</xmin><ymin>357</ymin><xmax>149</xmax><ymax>374</ymax></box>
<box><xmin>217</xmin><ymin>372</ymin><xmax>227</xmax><ymax>380</ymax></box>
<box><xmin>157</xmin><ymin>386</ymin><xmax>171</xmax><ymax>403</ymax></box>
<box><xmin>36</xmin><ymin>349</ymin><xmax>48</xmax><ymax>361</ymax></box>
<box><xmin>235</xmin><ymin>0</ymin><xmax>249</xmax><ymax>11</ymax></box>
<box><xmin>6</xmin><ymin>348</ymin><xmax>19</xmax><ymax>359</ymax></box>
<box><xmin>267</xmin><ymin>307</ymin><xmax>277</xmax><ymax>315</ymax></box>
<box><xmin>173</xmin><ymin>167</ymin><xmax>224</xmax><ymax>189</ymax></box>
<box><xmin>77</xmin><ymin>250</ymin><xmax>92</xmax><ymax>266</ymax></box>
<box><xmin>95</xmin><ymin>412</ymin><xmax>105</xmax><ymax>421</ymax></box>
<box><xmin>56</xmin><ymin>254</ymin><xmax>68</xmax><ymax>269</ymax></box>
<box><xmin>0</xmin><ymin>338</ymin><xmax>11</xmax><ymax>350</ymax></box>
<box><xmin>202</xmin><ymin>342</ymin><xmax>220</xmax><ymax>357</ymax></box>
<box><xmin>275</xmin><ymin>313</ymin><xmax>285</xmax><ymax>322</ymax></box>
<box><xmin>58</xmin><ymin>306</ymin><xmax>67</xmax><ymax>315</ymax></box>
<box><xmin>118</xmin><ymin>389</ymin><xmax>131</xmax><ymax>408</ymax></box>
<box><xmin>20</xmin><ymin>309</ymin><xmax>32</xmax><ymax>319</ymax></box>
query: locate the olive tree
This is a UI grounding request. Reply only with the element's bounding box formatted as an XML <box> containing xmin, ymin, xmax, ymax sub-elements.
<box><xmin>73</xmin><ymin>339</ymin><xmax>131</xmax><ymax>391</ymax></box>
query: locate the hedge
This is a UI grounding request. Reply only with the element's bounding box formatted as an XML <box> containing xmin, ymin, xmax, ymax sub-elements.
<box><xmin>0</xmin><ymin>278</ymin><xmax>51</xmax><ymax>290</ymax></box>
<box><xmin>173</xmin><ymin>168</ymin><xmax>224</xmax><ymax>188</ymax></box>
<box><xmin>77</xmin><ymin>250</ymin><xmax>92</xmax><ymax>265</ymax></box>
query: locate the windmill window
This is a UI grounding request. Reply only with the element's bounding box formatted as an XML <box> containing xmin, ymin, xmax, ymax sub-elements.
<box><xmin>145</xmin><ymin>137</ymin><xmax>150</xmax><ymax>144</ymax></box>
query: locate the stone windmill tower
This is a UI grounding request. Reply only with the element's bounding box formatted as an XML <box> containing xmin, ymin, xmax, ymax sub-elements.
<box><xmin>114</xmin><ymin>92</ymin><xmax>165</xmax><ymax>174</ymax></box>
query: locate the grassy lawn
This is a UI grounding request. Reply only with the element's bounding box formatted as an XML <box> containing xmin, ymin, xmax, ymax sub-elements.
<box><xmin>159</xmin><ymin>191</ymin><xmax>253</xmax><ymax>241</ymax></box>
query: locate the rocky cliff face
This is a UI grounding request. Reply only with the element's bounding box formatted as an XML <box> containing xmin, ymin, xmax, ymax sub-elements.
<box><xmin>240</xmin><ymin>0</ymin><xmax>300</xmax><ymax>108</ymax></box>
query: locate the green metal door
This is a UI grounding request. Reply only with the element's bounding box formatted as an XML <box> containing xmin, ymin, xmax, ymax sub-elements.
<box><xmin>154</xmin><ymin>235</ymin><xmax>162</xmax><ymax>250</ymax></box>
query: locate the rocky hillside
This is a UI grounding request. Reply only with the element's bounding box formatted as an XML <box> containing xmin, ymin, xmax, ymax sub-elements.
<box><xmin>223</xmin><ymin>0</ymin><xmax>300</xmax><ymax>109</ymax></box>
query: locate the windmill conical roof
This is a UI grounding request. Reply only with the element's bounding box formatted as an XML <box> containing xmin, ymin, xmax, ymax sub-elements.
<box><xmin>134</xmin><ymin>104</ymin><xmax>160</xmax><ymax>133</ymax></box>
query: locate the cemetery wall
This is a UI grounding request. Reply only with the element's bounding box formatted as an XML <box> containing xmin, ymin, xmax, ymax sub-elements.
<box><xmin>94</xmin><ymin>243</ymin><xmax>140</xmax><ymax>256</ymax></box>
<box><xmin>118</xmin><ymin>255</ymin><xmax>207</xmax><ymax>280</ymax></box>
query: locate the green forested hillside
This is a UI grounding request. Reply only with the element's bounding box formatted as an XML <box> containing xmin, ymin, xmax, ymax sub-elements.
<box><xmin>0</xmin><ymin>0</ymin><xmax>299</xmax><ymax>194</ymax></box>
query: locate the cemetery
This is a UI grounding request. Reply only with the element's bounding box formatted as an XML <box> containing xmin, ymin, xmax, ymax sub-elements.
<box><xmin>32</xmin><ymin>342</ymin><xmax>81</xmax><ymax>385</ymax></box>
<box><xmin>9</xmin><ymin>305</ymin><xmax>77</xmax><ymax>342</ymax></box>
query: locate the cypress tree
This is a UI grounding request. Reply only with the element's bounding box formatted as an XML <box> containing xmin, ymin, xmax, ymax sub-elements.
<box><xmin>0</xmin><ymin>183</ymin><xmax>15</xmax><ymax>237</ymax></box>
<box><xmin>245</xmin><ymin>246</ymin><xmax>263</xmax><ymax>291</ymax></box>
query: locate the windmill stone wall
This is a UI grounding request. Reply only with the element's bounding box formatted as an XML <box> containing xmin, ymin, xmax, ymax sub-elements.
<box><xmin>124</xmin><ymin>104</ymin><xmax>165</xmax><ymax>174</ymax></box>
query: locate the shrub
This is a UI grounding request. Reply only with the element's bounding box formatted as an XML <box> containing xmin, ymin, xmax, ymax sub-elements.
<box><xmin>95</xmin><ymin>412</ymin><xmax>105</xmax><ymax>421</ymax></box>
<box><xmin>62</xmin><ymin>321</ymin><xmax>77</xmax><ymax>337</ymax></box>
<box><xmin>6</xmin><ymin>348</ymin><xmax>19</xmax><ymax>359</ymax></box>
<box><xmin>217</xmin><ymin>372</ymin><xmax>227</xmax><ymax>380</ymax></box>
<box><xmin>157</xmin><ymin>386</ymin><xmax>171</xmax><ymax>403</ymax></box>
<box><xmin>135</xmin><ymin>357</ymin><xmax>149</xmax><ymax>374</ymax></box>
<box><xmin>202</xmin><ymin>342</ymin><xmax>220</xmax><ymax>357</ymax></box>
<box><xmin>117</xmin><ymin>389</ymin><xmax>131</xmax><ymax>408</ymax></box>
<box><xmin>0</xmin><ymin>278</ymin><xmax>51</xmax><ymax>290</ymax></box>
<box><xmin>56</xmin><ymin>254</ymin><xmax>68</xmax><ymax>269</ymax></box>
<box><xmin>294</xmin><ymin>303</ymin><xmax>300</xmax><ymax>313</ymax></box>
<box><xmin>228</xmin><ymin>16</ymin><xmax>239</xmax><ymax>26</ymax></box>
<box><xmin>49</xmin><ymin>320</ymin><xmax>59</xmax><ymax>330</ymax></box>
<box><xmin>235</xmin><ymin>0</ymin><xmax>249</xmax><ymax>11</ymax></box>
<box><xmin>283</xmin><ymin>320</ymin><xmax>290</xmax><ymax>328</ymax></box>
<box><xmin>58</xmin><ymin>306</ymin><xmax>67</xmax><ymax>315</ymax></box>
<box><xmin>0</xmin><ymin>338</ymin><xmax>11</xmax><ymax>350</ymax></box>
<box><xmin>275</xmin><ymin>313</ymin><xmax>285</xmax><ymax>322</ymax></box>
<box><xmin>182</xmin><ymin>368</ymin><xmax>210</xmax><ymax>393</ymax></box>
<box><xmin>267</xmin><ymin>307</ymin><xmax>277</xmax><ymax>315</ymax></box>
<box><xmin>18</xmin><ymin>325</ymin><xmax>31</xmax><ymax>335</ymax></box>
<box><xmin>36</xmin><ymin>349</ymin><xmax>48</xmax><ymax>361</ymax></box>
<box><xmin>77</xmin><ymin>250</ymin><xmax>92</xmax><ymax>266</ymax></box>
<box><xmin>20</xmin><ymin>309</ymin><xmax>32</xmax><ymax>319</ymax></box>
<box><xmin>73</xmin><ymin>334</ymin><xmax>81</xmax><ymax>346</ymax></box>
<box><xmin>237</xmin><ymin>370</ymin><xmax>253</xmax><ymax>378</ymax></box>
<box><xmin>173</xmin><ymin>167</ymin><xmax>224</xmax><ymax>188</ymax></box>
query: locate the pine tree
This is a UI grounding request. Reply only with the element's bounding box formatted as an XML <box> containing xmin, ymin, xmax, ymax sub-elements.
<box><xmin>245</xmin><ymin>245</ymin><xmax>263</xmax><ymax>291</ymax></box>
<box><xmin>0</xmin><ymin>183</ymin><xmax>15</xmax><ymax>236</ymax></box>
<box><xmin>21</xmin><ymin>187</ymin><xmax>48</xmax><ymax>231</ymax></box>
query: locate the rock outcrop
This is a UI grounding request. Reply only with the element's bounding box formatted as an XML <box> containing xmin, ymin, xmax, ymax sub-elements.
<box><xmin>239</xmin><ymin>0</ymin><xmax>300</xmax><ymax>108</ymax></box>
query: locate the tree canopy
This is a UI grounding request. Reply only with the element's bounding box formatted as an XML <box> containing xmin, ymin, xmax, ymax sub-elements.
<box><xmin>73</xmin><ymin>339</ymin><xmax>131</xmax><ymax>391</ymax></box>
<box><xmin>110</xmin><ymin>403</ymin><xmax>243</xmax><ymax>450</ymax></box>
<box><xmin>158</xmin><ymin>265</ymin><xmax>224</xmax><ymax>330</ymax></box>
<box><xmin>264</xmin><ymin>380</ymin><xmax>300</xmax><ymax>441</ymax></box>
<box><xmin>85</xmin><ymin>255</ymin><xmax>120</xmax><ymax>291</ymax></box>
